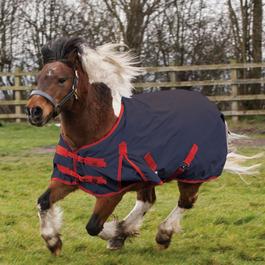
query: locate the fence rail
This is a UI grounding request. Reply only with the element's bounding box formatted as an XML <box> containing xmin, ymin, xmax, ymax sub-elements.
<box><xmin>1</xmin><ymin>62</ymin><xmax>265</xmax><ymax>122</ymax></box>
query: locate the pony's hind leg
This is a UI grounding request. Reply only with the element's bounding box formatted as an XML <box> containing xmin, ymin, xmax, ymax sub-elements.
<box><xmin>156</xmin><ymin>182</ymin><xmax>201</xmax><ymax>249</ymax></box>
<box><xmin>37</xmin><ymin>181</ymin><xmax>77</xmax><ymax>255</ymax></box>
<box><xmin>105</xmin><ymin>187</ymin><xmax>156</xmax><ymax>250</ymax></box>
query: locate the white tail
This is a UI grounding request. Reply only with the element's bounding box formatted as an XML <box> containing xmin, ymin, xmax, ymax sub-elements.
<box><xmin>224</xmin><ymin>123</ymin><xmax>264</xmax><ymax>175</ymax></box>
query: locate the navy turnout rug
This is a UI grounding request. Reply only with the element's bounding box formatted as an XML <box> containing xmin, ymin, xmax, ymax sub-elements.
<box><xmin>51</xmin><ymin>90</ymin><xmax>227</xmax><ymax>196</ymax></box>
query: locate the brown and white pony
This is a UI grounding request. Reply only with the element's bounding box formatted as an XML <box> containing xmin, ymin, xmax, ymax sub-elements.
<box><xmin>26</xmin><ymin>37</ymin><xmax>261</xmax><ymax>255</ymax></box>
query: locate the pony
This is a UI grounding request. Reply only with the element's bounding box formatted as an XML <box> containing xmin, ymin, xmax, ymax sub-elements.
<box><xmin>26</xmin><ymin>37</ymin><xmax>261</xmax><ymax>255</ymax></box>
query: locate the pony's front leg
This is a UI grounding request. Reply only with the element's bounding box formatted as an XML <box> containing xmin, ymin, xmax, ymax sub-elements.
<box><xmin>37</xmin><ymin>181</ymin><xmax>77</xmax><ymax>255</ymax></box>
<box><xmin>86</xmin><ymin>192</ymin><xmax>124</xmax><ymax>237</ymax></box>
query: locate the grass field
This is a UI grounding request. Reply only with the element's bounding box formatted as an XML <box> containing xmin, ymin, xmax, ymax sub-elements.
<box><xmin>0</xmin><ymin>121</ymin><xmax>265</xmax><ymax>265</ymax></box>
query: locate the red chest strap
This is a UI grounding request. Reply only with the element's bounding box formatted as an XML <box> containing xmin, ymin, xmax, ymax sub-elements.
<box><xmin>56</xmin><ymin>145</ymin><xmax>107</xmax><ymax>168</ymax></box>
<box><xmin>57</xmin><ymin>164</ymin><xmax>107</xmax><ymax>185</ymax></box>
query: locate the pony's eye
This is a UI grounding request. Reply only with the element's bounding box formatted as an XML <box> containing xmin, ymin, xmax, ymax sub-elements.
<box><xmin>58</xmin><ymin>78</ymin><xmax>67</xmax><ymax>84</ymax></box>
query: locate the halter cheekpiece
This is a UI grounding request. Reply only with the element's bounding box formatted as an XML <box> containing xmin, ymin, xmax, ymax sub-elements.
<box><xmin>29</xmin><ymin>69</ymin><xmax>79</xmax><ymax>117</ymax></box>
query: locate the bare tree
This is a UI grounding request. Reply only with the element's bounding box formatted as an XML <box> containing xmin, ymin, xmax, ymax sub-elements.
<box><xmin>143</xmin><ymin>0</ymin><xmax>232</xmax><ymax>95</ymax></box>
<box><xmin>252</xmin><ymin>0</ymin><xmax>263</xmax><ymax>93</ymax></box>
<box><xmin>0</xmin><ymin>0</ymin><xmax>21</xmax><ymax>114</ymax></box>
<box><xmin>20</xmin><ymin>0</ymin><xmax>73</xmax><ymax>68</ymax></box>
<box><xmin>0</xmin><ymin>0</ymin><xmax>20</xmax><ymax>71</ymax></box>
<box><xmin>228</xmin><ymin>0</ymin><xmax>263</xmax><ymax>65</ymax></box>
<box><xmin>78</xmin><ymin>0</ymin><xmax>121</xmax><ymax>46</ymax></box>
<box><xmin>228</xmin><ymin>0</ymin><xmax>263</xmax><ymax>110</ymax></box>
<box><xmin>102</xmin><ymin>0</ymin><xmax>173</xmax><ymax>57</ymax></box>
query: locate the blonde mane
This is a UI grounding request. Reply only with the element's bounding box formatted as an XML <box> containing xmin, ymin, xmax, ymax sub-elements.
<box><xmin>80</xmin><ymin>43</ymin><xmax>143</xmax><ymax>116</ymax></box>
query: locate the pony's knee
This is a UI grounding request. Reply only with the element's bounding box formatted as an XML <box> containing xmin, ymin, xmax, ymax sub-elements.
<box><xmin>177</xmin><ymin>182</ymin><xmax>201</xmax><ymax>209</ymax></box>
<box><xmin>86</xmin><ymin>214</ymin><xmax>103</xmax><ymax>236</ymax></box>
<box><xmin>178</xmin><ymin>194</ymin><xmax>198</xmax><ymax>209</ymax></box>
<box><xmin>137</xmin><ymin>187</ymin><xmax>156</xmax><ymax>204</ymax></box>
<box><xmin>37</xmin><ymin>189</ymin><xmax>51</xmax><ymax>211</ymax></box>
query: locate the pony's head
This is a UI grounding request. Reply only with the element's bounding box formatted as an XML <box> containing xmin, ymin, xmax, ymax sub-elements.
<box><xmin>26</xmin><ymin>37</ymin><xmax>142</xmax><ymax>126</ymax></box>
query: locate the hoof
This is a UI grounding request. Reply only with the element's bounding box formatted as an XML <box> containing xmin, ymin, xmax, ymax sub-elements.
<box><xmin>155</xmin><ymin>231</ymin><xmax>172</xmax><ymax>250</ymax></box>
<box><xmin>107</xmin><ymin>235</ymin><xmax>127</xmax><ymax>250</ymax></box>
<box><xmin>47</xmin><ymin>237</ymin><xmax>62</xmax><ymax>256</ymax></box>
<box><xmin>156</xmin><ymin>241</ymin><xmax>170</xmax><ymax>250</ymax></box>
<box><xmin>157</xmin><ymin>243</ymin><xmax>169</xmax><ymax>250</ymax></box>
<box><xmin>52</xmin><ymin>246</ymin><xmax>62</xmax><ymax>256</ymax></box>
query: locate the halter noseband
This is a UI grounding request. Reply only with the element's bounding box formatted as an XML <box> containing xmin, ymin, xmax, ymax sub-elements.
<box><xmin>29</xmin><ymin>70</ymin><xmax>79</xmax><ymax>117</ymax></box>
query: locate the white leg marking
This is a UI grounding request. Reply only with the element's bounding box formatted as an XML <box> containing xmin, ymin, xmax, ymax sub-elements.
<box><xmin>47</xmin><ymin>237</ymin><xmax>59</xmax><ymax>247</ymax></box>
<box><xmin>159</xmin><ymin>206</ymin><xmax>185</xmax><ymax>234</ymax></box>
<box><xmin>122</xmin><ymin>200</ymin><xmax>152</xmax><ymax>234</ymax></box>
<box><xmin>38</xmin><ymin>205</ymin><xmax>62</xmax><ymax>239</ymax></box>
<box><xmin>99</xmin><ymin>220</ymin><xmax>118</xmax><ymax>240</ymax></box>
<box><xmin>99</xmin><ymin>200</ymin><xmax>152</xmax><ymax>241</ymax></box>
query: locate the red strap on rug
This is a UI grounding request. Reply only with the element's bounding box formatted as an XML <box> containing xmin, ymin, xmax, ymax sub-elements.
<box><xmin>167</xmin><ymin>144</ymin><xmax>199</xmax><ymax>180</ymax></box>
<box><xmin>57</xmin><ymin>164</ymin><xmax>107</xmax><ymax>184</ymax></box>
<box><xmin>144</xmin><ymin>152</ymin><xmax>158</xmax><ymax>172</ymax></box>
<box><xmin>183</xmin><ymin>144</ymin><xmax>198</xmax><ymax>166</ymax></box>
<box><xmin>56</xmin><ymin>145</ymin><xmax>106</xmax><ymax>168</ymax></box>
<box><xmin>117</xmin><ymin>142</ymin><xmax>126</xmax><ymax>184</ymax></box>
<box><xmin>117</xmin><ymin>142</ymin><xmax>148</xmax><ymax>185</ymax></box>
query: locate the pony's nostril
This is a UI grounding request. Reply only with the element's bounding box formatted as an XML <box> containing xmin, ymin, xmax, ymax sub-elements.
<box><xmin>31</xmin><ymin>106</ymin><xmax>43</xmax><ymax>119</ymax></box>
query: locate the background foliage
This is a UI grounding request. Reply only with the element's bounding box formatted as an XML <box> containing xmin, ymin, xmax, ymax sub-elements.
<box><xmin>0</xmin><ymin>0</ymin><xmax>263</xmax><ymax>70</ymax></box>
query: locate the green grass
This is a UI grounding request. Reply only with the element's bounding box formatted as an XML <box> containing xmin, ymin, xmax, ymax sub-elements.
<box><xmin>0</xmin><ymin>122</ymin><xmax>265</xmax><ymax>265</ymax></box>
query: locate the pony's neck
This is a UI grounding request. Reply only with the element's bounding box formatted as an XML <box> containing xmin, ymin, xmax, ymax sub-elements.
<box><xmin>60</xmin><ymin>83</ymin><xmax>117</xmax><ymax>149</ymax></box>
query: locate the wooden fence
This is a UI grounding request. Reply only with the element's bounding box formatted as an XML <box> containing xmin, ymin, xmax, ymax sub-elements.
<box><xmin>1</xmin><ymin>62</ymin><xmax>265</xmax><ymax>122</ymax></box>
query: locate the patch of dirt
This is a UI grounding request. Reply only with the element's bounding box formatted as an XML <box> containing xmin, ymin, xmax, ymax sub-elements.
<box><xmin>32</xmin><ymin>145</ymin><xmax>55</xmax><ymax>154</ymax></box>
<box><xmin>234</xmin><ymin>128</ymin><xmax>265</xmax><ymax>135</ymax></box>
<box><xmin>233</xmin><ymin>138</ymin><xmax>265</xmax><ymax>147</ymax></box>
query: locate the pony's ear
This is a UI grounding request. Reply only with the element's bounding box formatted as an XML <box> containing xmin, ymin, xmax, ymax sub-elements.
<box><xmin>66</xmin><ymin>49</ymin><xmax>81</xmax><ymax>68</ymax></box>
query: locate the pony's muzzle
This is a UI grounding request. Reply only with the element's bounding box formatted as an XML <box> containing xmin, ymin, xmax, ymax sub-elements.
<box><xmin>26</xmin><ymin>95</ymin><xmax>55</xmax><ymax>126</ymax></box>
<box><xmin>26</xmin><ymin>106</ymin><xmax>45</xmax><ymax>126</ymax></box>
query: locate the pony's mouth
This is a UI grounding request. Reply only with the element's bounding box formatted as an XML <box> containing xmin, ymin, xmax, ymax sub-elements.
<box><xmin>28</xmin><ymin>118</ymin><xmax>46</xmax><ymax>127</ymax></box>
<box><xmin>27</xmin><ymin>112</ymin><xmax>53</xmax><ymax>127</ymax></box>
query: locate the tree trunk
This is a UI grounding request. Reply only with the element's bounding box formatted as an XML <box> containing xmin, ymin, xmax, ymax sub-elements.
<box><xmin>251</xmin><ymin>0</ymin><xmax>262</xmax><ymax>93</ymax></box>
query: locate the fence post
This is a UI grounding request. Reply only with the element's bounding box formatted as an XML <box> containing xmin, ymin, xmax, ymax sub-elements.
<box><xmin>230</xmin><ymin>60</ymin><xmax>239</xmax><ymax>122</ymax></box>
<box><xmin>14</xmin><ymin>68</ymin><xmax>22</xmax><ymax>123</ymax></box>
<box><xmin>169</xmin><ymin>70</ymin><xmax>176</xmax><ymax>90</ymax></box>
<box><xmin>168</xmin><ymin>62</ymin><xmax>176</xmax><ymax>90</ymax></box>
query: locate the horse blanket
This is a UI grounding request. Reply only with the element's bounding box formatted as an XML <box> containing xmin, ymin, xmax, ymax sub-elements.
<box><xmin>51</xmin><ymin>90</ymin><xmax>227</xmax><ymax>196</ymax></box>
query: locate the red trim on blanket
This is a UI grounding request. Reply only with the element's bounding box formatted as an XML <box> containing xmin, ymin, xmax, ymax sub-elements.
<box><xmin>51</xmin><ymin>177</ymin><xmax>147</xmax><ymax>197</ymax></box>
<box><xmin>56</xmin><ymin>145</ymin><xmax>106</xmax><ymax>168</ymax></box>
<box><xmin>144</xmin><ymin>152</ymin><xmax>157</xmax><ymax>172</ymax></box>
<box><xmin>57</xmin><ymin>164</ymin><xmax>107</xmax><ymax>184</ymax></box>
<box><xmin>50</xmin><ymin>175</ymin><xmax>218</xmax><ymax>197</ymax></box>
<box><xmin>62</xmin><ymin>104</ymin><xmax>124</xmax><ymax>152</ymax></box>
<box><xmin>174</xmin><ymin>175</ymin><xmax>219</xmax><ymax>183</ymax></box>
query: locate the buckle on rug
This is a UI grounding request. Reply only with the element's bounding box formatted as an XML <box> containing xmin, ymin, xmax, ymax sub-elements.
<box><xmin>180</xmin><ymin>162</ymin><xmax>189</xmax><ymax>171</ymax></box>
